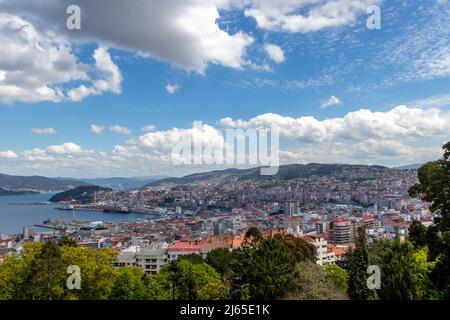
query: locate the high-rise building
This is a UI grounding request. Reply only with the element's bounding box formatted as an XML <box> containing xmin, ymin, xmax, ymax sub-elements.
<box><xmin>332</xmin><ymin>218</ymin><xmax>353</xmax><ymax>244</ymax></box>
<box><xmin>284</xmin><ymin>200</ymin><xmax>298</xmax><ymax>217</ymax></box>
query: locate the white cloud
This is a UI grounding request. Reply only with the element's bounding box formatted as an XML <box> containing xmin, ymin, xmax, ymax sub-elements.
<box><xmin>166</xmin><ymin>84</ymin><xmax>181</xmax><ymax>95</ymax></box>
<box><xmin>0</xmin><ymin>13</ymin><xmax>87</xmax><ymax>104</ymax></box>
<box><xmin>244</xmin><ymin>0</ymin><xmax>382</xmax><ymax>33</ymax></box>
<box><xmin>0</xmin><ymin>0</ymin><xmax>254</xmax><ymax>74</ymax></box>
<box><xmin>0</xmin><ymin>13</ymin><xmax>123</xmax><ymax>104</ymax></box>
<box><xmin>109</xmin><ymin>125</ymin><xmax>132</xmax><ymax>135</ymax></box>
<box><xmin>0</xmin><ymin>150</ymin><xmax>18</xmax><ymax>159</ymax></box>
<box><xmin>408</xmin><ymin>94</ymin><xmax>450</xmax><ymax>109</ymax></box>
<box><xmin>47</xmin><ymin>142</ymin><xmax>83</xmax><ymax>155</ymax></box>
<box><xmin>372</xmin><ymin>4</ymin><xmax>450</xmax><ymax>85</ymax></box>
<box><xmin>31</xmin><ymin>128</ymin><xmax>57</xmax><ymax>135</ymax></box>
<box><xmin>141</xmin><ymin>125</ymin><xmax>156</xmax><ymax>133</ymax></box>
<box><xmin>67</xmin><ymin>47</ymin><xmax>122</xmax><ymax>102</ymax></box>
<box><xmin>220</xmin><ymin>105</ymin><xmax>450</xmax><ymax>142</ymax></box>
<box><xmin>2</xmin><ymin>104</ymin><xmax>449</xmax><ymax>177</ymax></box>
<box><xmin>90</xmin><ymin>124</ymin><xmax>106</xmax><ymax>135</ymax></box>
<box><xmin>320</xmin><ymin>95</ymin><xmax>342</xmax><ymax>109</ymax></box>
<box><xmin>263</xmin><ymin>43</ymin><xmax>285</xmax><ymax>63</ymax></box>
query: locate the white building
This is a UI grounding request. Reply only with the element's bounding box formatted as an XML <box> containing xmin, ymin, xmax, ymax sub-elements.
<box><xmin>113</xmin><ymin>242</ymin><xmax>169</xmax><ymax>275</ymax></box>
<box><xmin>303</xmin><ymin>234</ymin><xmax>336</xmax><ymax>266</ymax></box>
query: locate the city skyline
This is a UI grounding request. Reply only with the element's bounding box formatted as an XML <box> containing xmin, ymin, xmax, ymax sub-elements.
<box><xmin>0</xmin><ymin>0</ymin><xmax>450</xmax><ymax>178</ymax></box>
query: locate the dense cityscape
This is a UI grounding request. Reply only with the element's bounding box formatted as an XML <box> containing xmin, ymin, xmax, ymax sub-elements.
<box><xmin>0</xmin><ymin>164</ymin><xmax>431</xmax><ymax>273</ymax></box>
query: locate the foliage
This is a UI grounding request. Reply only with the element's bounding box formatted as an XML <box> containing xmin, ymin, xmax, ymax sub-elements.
<box><xmin>409</xmin><ymin>142</ymin><xmax>450</xmax><ymax>298</ymax></box>
<box><xmin>325</xmin><ymin>263</ymin><xmax>349</xmax><ymax>293</ymax></box>
<box><xmin>246</xmin><ymin>237</ymin><xmax>296</xmax><ymax>300</ymax></box>
<box><xmin>274</xmin><ymin>234</ymin><xmax>317</xmax><ymax>263</ymax></box>
<box><xmin>376</xmin><ymin>239</ymin><xmax>420</xmax><ymax>300</ymax></box>
<box><xmin>198</xmin><ymin>282</ymin><xmax>229</xmax><ymax>300</ymax></box>
<box><xmin>284</xmin><ymin>262</ymin><xmax>348</xmax><ymax>300</ymax></box>
<box><xmin>110</xmin><ymin>267</ymin><xmax>147</xmax><ymax>300</ymax></box>
<box><xmin>206</xmin><ymin>248</ymin><xmax>233</xmax><ymax>278</ymax></box>
<box><xmin>347</xmin><ymin>227</ymin><xmax>375</xmax><ymax>300</ymax></box>
<box><xmin>178</xmin><ymin>253</ymin><xmax>204</xmax><ymax>265</ymax></box>
<box><xmin>413</xmin><ymin>246</ymin><xmax>439</xmax><ymax>299</ymax></box>
<box><xmin>25</xmin><ymin>241</ymin><xmax>66</xmax><ymax>300</ymax></box>
<box><xmin>243</xmin><ymin>227</ymin><xmax>263</xmax><ymax>248</ymax></box>
<box><xmin>158</xmin><ymin>258</ymin><xmax>223</xmax><ymax>300</ymax></box>
<box><xmin>60</xmin><ymin>246</ymin><xmax>118</xmax><ymax>300</ymax></box>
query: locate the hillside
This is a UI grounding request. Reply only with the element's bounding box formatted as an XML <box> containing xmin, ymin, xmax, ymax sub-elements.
<box><xmin>49</xmin><ymin>185</ymin><xmax>112</xmax><ymax>203</ymax></box>
<box><xmin>0</xmin><ymin>173</ymin><xmax>89</xmax><ymax>192</ymax></box>
<box><xmin>144</xmin><ymin>163</ymin><xmax>390</xmax><ymax>188</ymax></box>
<box><xmin>72</xmin><ymin>176</ymin><xmax>167</xmax><ymax>190</ymax></box>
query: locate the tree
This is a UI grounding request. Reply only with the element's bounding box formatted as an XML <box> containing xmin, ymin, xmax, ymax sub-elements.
<box><xmin>60</xmin><ymin>246</ymin><xmax>119</xmax><ymax>300</ymax></box>
<box><xmin>206</xmin><ymin>248</ymin><xmax>233</xmax><ymax>278</ymax></box>
<box><xmin>413</xmin><ymin>246</ymin><xmax>439</xmax><ymax>300</ymax></box>
<box><xmin>284</xmin><ymin>262</ymin><xmax>348</xmax><ymax>300</ymax></box>
<box><xmin>162</xmin><ymin>259</ymin><xmax>222</xmax><ymax>300</ymax></box>
<box><xmin>0</xmin><ymin>242</ymin><xmax>43</xmax><ymax>300</ymax></box>
<box><xmin>58</xmin><ymin>235</ymin><xmax>78</xmax><ymax>247</ymax></box>
<box><xmin>247</xmin><ymin>237</ymin><xmax>296</xmax><ymax>300</ymax></box>
<box><xmin>178</xmin><ymin>253</ymin><xmax>204</xmax><ymax>265</ymax></box>
<box><xmin>228</xmin><ymin>249</ymin><xmax>252</xmax><ymax>300</ymax></box>
<box><xmin>325</xmin><ymin>263</ymin><xmax>349</xmax><ymax>293</ymax></box>
<box><xmin>409</xmin><ymin>142</ymin><xmax>450</xmax><ymax>298</ymax></box>
<box><xmin>347</xmin><ymin>227</ymin><xmax>375</xmax><ymax>300</ymax></box>
<box><xmin>408</xmin><ymin>220</ymin><xmax>427</xmax><ymax>249</ymax></box>
<box><xmin>143</xmin><ymin>272</ymin><xmax>172</xmax><ymax>300</ymax></box>
<box><xmin>198</xmin><ymin>282</ymin><xmax>229</xmax><ymax>300</ymax></box>
<box><xmin>243</xmin><ymin>227</ymin><xmax>263</xmax><ymax>249</ymax></box>
<box><xmin>409</xmin><ymin>142</ymin><xmax>450</xmax><ymax>231</ymax></box>
<box><xmin>274</xmin><ymin>234</ymin><xmax>317</xmax><ymax>263</ymax></box>
<box><xmin>110</xmin><ymin>267</ymin><xmax>147</xmax><ymax>300</ymax></box>
<box><xmin>25</xmin><ymin>241</ymin><xmax>66</xmax><ymax>300</ymax></box>
<box><xmin>376</xmin><ymin>239</ymin><xmax>420</xmax><ymax>300</ymax></box>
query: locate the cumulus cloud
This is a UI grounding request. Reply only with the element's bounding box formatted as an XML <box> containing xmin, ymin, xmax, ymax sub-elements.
<box><xmin>244</xmin><ymin>0</ymin><xmax>382</xmax><ymax>33</ymax></box>
<box><xmin>67</xmin><ymin>47</ymin><xmax>122</xmax><ymax>102</ymax></box>
<box><xmin>220</xmin><ymin>105</ymin><xmax>450</xmax><ymax>142</ymax></box>
<box><xmin>0</xmin><ymin>13</ymin><xmax>86</xmax><ymax>104</ymax></box>
<box><xmin>132</xmin><ymin>122</ymin><xmax>224</xmax><ymax>154</ymax></box>
<box><xmin>263</xmin><ymin>43</ymin><xmax>285</xmax><ymax>63</ymax></box>
<box><xmin>0</xmin><ymin>14</ymin><xmax>123</xmax><ymax>104</ymax></box>
<box><xmin>320</xmin><ymin>95</ymin><xmax>342</xmax><ymax>109</ymax></box>
<box><xmin>166</xmin><ymin>84</ymin><xmax>181</xmax><ymax>95</ymax></box>
<box><xmin>31</xmin><ymin>128</ymin><xmax>57</xmax><ymax>135</ymax></box>
<box><xmin>3</xmin><ymin>103</ymin><xmax>450</xmax><ymax>177</ymax></box>
<box><xmin>0</xmin><ymin>0</ymin><xmax>254</xmax><ymax>74</ymax></box>
<box><xmin>90</xmin><ymin>124</ymin><xmax>106</xmax><ymax>135</ymax></box>
<box><xmin>0</xmin><ymin>150</ymin><xmax>18</xmax><ymax>159</ymax></box>
<box><xmin>47</xmin><ymin>142</ymin><xmax>83</xmax><ymax>155</ymax></box>
<box><xmin>109</xmin><ymin>125</ymin><xmax>132</xmax><ymax>135</ymax></box>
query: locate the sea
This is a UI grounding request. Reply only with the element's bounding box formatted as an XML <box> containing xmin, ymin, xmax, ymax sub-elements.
<box><xmin>0</xmin><ymin>193</ymin><xmax>149</xmax><ymax>235</ymax></box>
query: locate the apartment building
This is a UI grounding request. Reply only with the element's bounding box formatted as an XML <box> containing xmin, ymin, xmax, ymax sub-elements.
<box><xmin>113</xmin><ymin>242</ymin><xmax>169</xmax><ymax>275</ymax></box>
<box><xmin>331</xmin><ymin>218</ymin><xmax>354</xmax><ymax>244</ymax></box>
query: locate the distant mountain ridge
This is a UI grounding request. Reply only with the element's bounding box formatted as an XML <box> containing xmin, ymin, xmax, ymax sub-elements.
<box><xmin>144</xmin><ymin>163</ymin><xmax>391</xmax><ymax>188</ymax></box>
<box><xmin>392</xmin><ymin>163</ymin><xmax>423</xmax><ymax>170</ymax></box>
<box><xmin>0</xmin><ymin>188</ymin><xmax>38</xmax><ymax>196</ymax></box>
<box><xmin>0</xmin><ymin>173</ymin><xmax>89</xmax><ymax>192</ymax></box>
<box><xmin>66</xmin><ymin>176</ymin><xmax>169</xmax><ymax>190</ymax></box>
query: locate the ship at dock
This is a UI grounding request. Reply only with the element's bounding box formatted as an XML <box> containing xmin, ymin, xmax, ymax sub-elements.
<box><xmin>102</xmin><ymin>205</ymin><xmax>131</xmax><ymax>214</ymax></box>
<box><xmin>56</xmin><ymin>204</ymin><xmax>75</xmax><ymax>211</ymax></box>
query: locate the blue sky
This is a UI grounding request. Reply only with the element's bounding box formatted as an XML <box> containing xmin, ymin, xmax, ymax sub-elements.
<box><xmin>0</xmin><ymin>0</ymin><xmax>449</xmax><ymax>177</ymax></box>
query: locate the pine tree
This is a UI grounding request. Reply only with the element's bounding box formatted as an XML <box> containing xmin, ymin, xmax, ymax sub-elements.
<box><xmin>347</xmin><ymin>227</ymin><xmax>375</xmax><ymax>300</ymax></box>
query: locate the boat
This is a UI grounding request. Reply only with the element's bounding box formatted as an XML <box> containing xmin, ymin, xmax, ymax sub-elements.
<box><xmin>103</xmin><ymin>206</ymin><xmax>130</xmax><ymax>214</ymax></box>
<box><xmin>56</xmin><ymin>204</ymin><xmax>75</xmax><ymax>211</ymax></box>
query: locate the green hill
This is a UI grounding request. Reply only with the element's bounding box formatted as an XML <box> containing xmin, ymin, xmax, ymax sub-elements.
<box><xmin>49</xmin><ymin>185</ymin><xmax>112</xmax><ymax>203</ymax></box>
